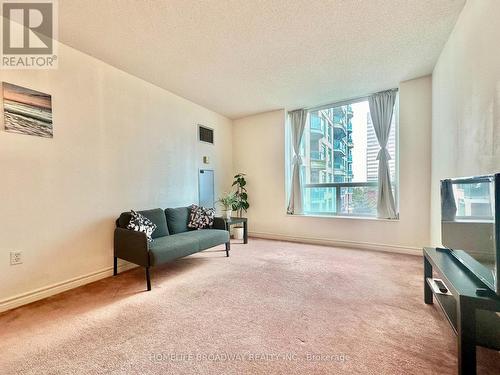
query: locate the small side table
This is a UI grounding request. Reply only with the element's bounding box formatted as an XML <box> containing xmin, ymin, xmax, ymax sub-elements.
<box><xmin>216</xmin><ymin>217</ymin><xmax>248</xmax><ymax>244</ymax></box>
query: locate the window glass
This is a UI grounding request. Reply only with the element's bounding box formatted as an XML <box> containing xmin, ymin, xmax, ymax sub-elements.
<box><xmin>300</xmin><ymin>99</ymin><xmax>397</xmax><ymax>216</ymax></box>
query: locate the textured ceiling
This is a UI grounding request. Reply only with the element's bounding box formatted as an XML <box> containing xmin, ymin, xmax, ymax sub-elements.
<box><xmin>59</xmin><ymin>0</ymin><xmax>465</xmax><ymax>119</ymax></box>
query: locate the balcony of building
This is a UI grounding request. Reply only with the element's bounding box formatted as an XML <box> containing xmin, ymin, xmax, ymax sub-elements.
<box><xmin>312</xmin><ymin>160</ymin><xmax>327</xmax><ymax>169</ymax></box>
<box><xmin>333</xmin><ymin>139</ymin><xmax>346</xmax><ymax>155</ymax></box>
<box><xmin>334</xmin><ymin>161</ymin><xmax>345</xmax><ymax>170</ymax></box>
<box><xmin>309</xmin><ymin>115</ymin><xmax>325</xmax><ymax>140</ymax></box>
<box><xmin>324</xmin><ymin>133</ymin><xmax>330</xmax><ymax>143</ymax></box>
<box><xmin>346</xmin><ymin>105</ymin><xmax>353</xmax><ymax>119</ymax></box>
<box><xmin>310</xmin><ymin>150</ymin><xmax>326</xmax><ymax>169</ymax></box>
<box><xmin>333</xmin><ymin>122</ymin><xmax>346</xmax><ymax>138</ymax></box>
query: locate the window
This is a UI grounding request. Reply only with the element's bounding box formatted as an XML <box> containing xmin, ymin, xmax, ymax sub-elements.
<box><xmin>298</xmin><ymin>97</ymin><xmax>398</xmax><ymax>217</ymax></box>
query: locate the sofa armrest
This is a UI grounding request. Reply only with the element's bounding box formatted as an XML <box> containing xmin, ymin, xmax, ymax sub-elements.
<box><xmin>114</xmin><ymin>227</ymin><xmax>150</xmax><ymax>267</ymax></box>
<box><xmin>213</xmin><ymin>217</ymin><xmax>227</xmax><ymax>230</ymax></box>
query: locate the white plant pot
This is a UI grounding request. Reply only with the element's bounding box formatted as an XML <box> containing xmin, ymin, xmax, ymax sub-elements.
<box><xmin>234</xmin><ymin>227</ymin><xmax>244</xmax><ymax>240</ymax></box>
<box><xmin>222</xmin><ymin>209</ymin><xmax>232</xmax><ymax>219</ymax></box>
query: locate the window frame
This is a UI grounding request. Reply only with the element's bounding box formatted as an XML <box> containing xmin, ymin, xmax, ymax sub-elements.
<box><xmin>290</xmin><ymin>93</ymin><xmax>399</xmax><ymax>219</ymax></box>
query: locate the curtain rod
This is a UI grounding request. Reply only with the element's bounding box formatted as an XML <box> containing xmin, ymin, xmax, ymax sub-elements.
<box><xmin>292</xmin><ymin>88</ymin><xmax>398</xmax><ymax>113</ymax></box>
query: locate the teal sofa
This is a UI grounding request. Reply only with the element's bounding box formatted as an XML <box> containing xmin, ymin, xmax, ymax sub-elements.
<box><xmin>114</xmin><ymin>207</ymin><xmax>230</xmax><ymax>290</ymax></box>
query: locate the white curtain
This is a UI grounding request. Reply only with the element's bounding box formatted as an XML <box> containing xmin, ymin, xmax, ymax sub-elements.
<box><xmin>368</xmin><ymin>90</ymin><xmax>398</xmax><ymax>219</ymax></box>
<box><xmin>287</xmin><ymin>109</ymin><xmax>307</xmax><ymax>214</ymax></box>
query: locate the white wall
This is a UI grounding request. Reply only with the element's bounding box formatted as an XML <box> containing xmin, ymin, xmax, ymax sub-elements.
<box><xmin>232</xmin><ymin>76</ymin><xmax>432</xmax><ymax>254</ymax></box>
<box><xmin>0</xmin><ymin>42</ymin><xmax>233</xmax><ymax>310</ymax></box>
<box><xmin>431</xmin><ymin>0</ymin><xmax>500</xmax><ymax>245</ymax></box>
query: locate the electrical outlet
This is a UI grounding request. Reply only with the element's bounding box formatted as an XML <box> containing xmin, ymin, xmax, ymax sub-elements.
<box><xmin>10</xmin><ymin>251</ymin><xmax>22</xmax><ymax>265</ymax></box>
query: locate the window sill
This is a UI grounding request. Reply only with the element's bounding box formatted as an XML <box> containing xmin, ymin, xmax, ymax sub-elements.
<box><xmin>286</xmin><ymin>213</ymin><xmax>399</xmax><ymax>222</ymax></box>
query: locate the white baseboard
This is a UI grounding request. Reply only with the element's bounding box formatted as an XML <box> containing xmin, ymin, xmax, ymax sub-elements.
<box><xmin>249</xmin><ymin>231</ymin><xmax>422</xmax><ymax>256</ymax></box>
<box><xmin>0</xmin><ymin>262</ymin><xmax>138</xmax><ymax>314</ymax></box>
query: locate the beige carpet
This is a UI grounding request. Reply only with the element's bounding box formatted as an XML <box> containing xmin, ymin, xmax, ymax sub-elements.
<box><xmin>0</xmin><ymin>238</ymin><xmax>498</xmax><ymax>374</ymax></box>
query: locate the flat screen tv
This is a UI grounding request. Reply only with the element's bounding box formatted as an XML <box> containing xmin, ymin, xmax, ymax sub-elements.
<box><xmin>441</xmin><ymin>174</ymin><xmax>500</xmax><ymax>295</ymax></box>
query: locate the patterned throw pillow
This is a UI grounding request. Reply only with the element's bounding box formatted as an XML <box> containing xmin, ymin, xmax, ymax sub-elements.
<box><xmin>188</xmin><ymin>204</ymin><xmax>215</xmax><ymax>230</ymax></box>
<box><xmin>127</xmin><ymin>210</ymin><xmax>157</xmax><ymax>242</ymax></box>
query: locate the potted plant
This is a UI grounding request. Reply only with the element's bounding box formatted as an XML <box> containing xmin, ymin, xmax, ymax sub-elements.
<box><xmin>232</xmin><ymin>173</ymin><xmax>249</xmax><ymax>240</ymax></box>
<box><xmin>218</xmin><ymin>192</ymin><xmax>237</xmax><ymax>219</ymax></box>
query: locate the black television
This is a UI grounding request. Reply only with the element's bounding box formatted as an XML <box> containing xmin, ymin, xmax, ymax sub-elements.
<box><xmin>441</xmin><ymin>174</ymin><xmax>500</xmax><ymax>296</ymax></box>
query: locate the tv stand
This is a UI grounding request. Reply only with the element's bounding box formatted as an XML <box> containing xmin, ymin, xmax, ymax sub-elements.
<box><xmin>423</xmin><ymin>247</ymin><xmax>500</xmax><ymax>375</ymax></box>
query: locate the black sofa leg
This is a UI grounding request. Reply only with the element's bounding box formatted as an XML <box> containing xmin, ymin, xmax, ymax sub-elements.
<box><xmin>113</xmin><ymin>257</ymin><xmax>118</xmax><ymax>276</ymax></box>
<box><xmin>225</xmin><ymin>241</ymin><xmax>230</xmax><ymax>257</ymax></box>
<box><xmin>145</xmin><ymin>267</ymin><xmax>151</xmax><ymax>291</ymax></box>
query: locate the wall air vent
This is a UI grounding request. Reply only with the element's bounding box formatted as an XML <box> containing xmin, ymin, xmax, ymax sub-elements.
<box><xmin>198</xmin><ymin>125</ymin><xmax>214</xmax><ymax>145</ymax></box>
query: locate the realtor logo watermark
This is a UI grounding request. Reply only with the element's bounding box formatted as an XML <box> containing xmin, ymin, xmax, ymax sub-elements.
<box><xmin>1</xmin><ymin>0</ymin><xmax>58</xmax><ymax>68</ymax></box>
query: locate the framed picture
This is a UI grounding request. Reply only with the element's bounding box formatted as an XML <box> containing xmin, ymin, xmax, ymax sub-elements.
<box><xmin>2</xmin><ymin>82</ymin><xmax>53</xmax><ymax>138</ymax></box>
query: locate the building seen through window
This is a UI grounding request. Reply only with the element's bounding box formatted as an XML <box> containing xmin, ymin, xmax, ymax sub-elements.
<box><xmin>300</xmin><ymin>99</ymin><xmax>397</xmax><ymax>216</ymax></box>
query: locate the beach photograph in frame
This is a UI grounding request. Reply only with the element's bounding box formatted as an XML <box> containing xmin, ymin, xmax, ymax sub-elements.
<box><xmin>2</xmin><ymin>82</ymin><xmax>53</xmax><ymax>138</ymax></box>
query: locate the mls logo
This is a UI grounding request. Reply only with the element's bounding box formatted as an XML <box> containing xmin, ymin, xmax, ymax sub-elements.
<box><xmin>1</xmin><ymin>0</ymin><xmax>58</xmax><ymax>69</ymax></box>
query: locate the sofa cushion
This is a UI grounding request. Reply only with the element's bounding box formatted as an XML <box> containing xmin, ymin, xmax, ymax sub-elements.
<box><xmin>148</xmin><ymin>232</ymin><xmax>200</xmax><ymax>266</ymax></box>
<box><xmin>147</xmin><ymin>230</ymin><xmax>229</xmax><ymax>266</ymax></box>
<box><xmin>165</xmin><ymin>207</ymin><xmax>191</xmax><ymax>234</ymax></box>
<box><xmin>117</xmin><ymin>208</ymin><xmax>169</xmax><ymax>239</ymax></box>
<box><xmin>188</xmin><ymin>229</ymin><xmax>229</xmax><ymax>250</ymax></box>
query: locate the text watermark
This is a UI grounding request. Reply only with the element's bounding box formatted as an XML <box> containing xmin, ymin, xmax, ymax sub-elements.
<box><xmin>150</xmin><ymin>352</ymin><xmax>349</xmax><ymax>363</ymax></box>
<box><xmin>1</xmin><ymin>0</ymin><xmax>58</xmax><ymax>69</ymax></box>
